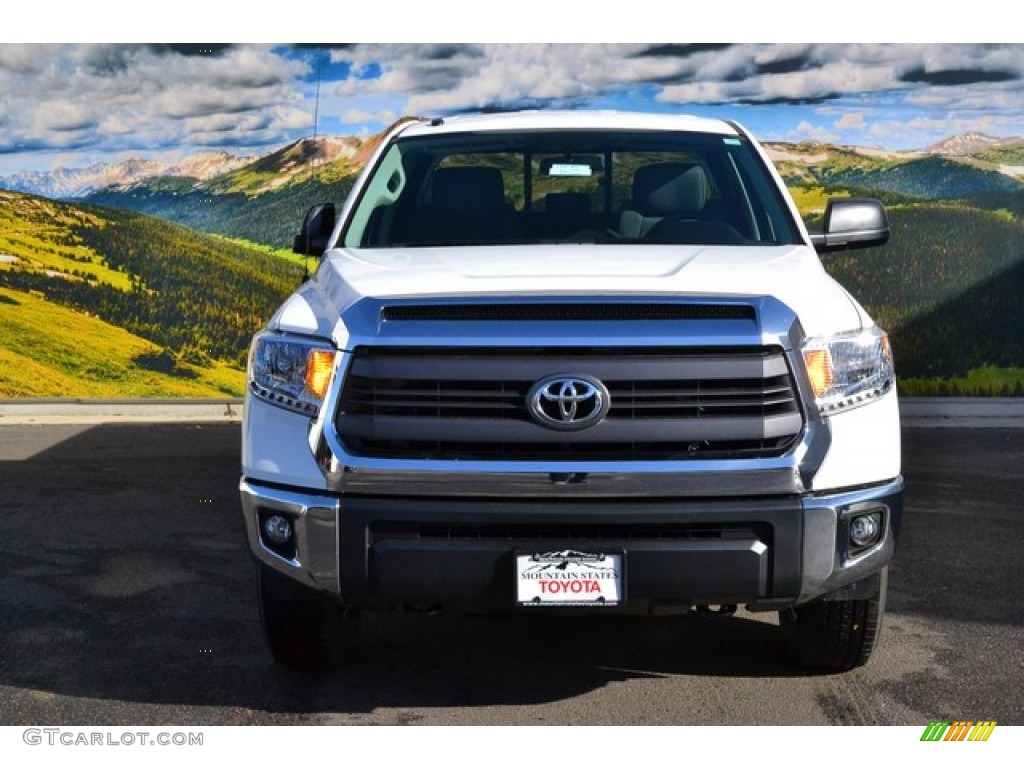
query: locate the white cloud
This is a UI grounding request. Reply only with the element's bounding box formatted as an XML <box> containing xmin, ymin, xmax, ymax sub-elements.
<box><xmin>272</xmin><ymin>105</ymin><xmax>314</xmax><ymax>131</ymax></box>
<box><xmin>0</xmin><ymin>43</ymin><xmax>57</xmax><ymax>74</ymax></box>
<box><xmin>2</xmin><ymin>43</ymin><xmax>1024</xmax><ymax>172</ymax></box>
<box><xmin>342</xmin><ymin>108</ymin><xmax>396</xmax><ymax>125</ymax></box>
<box><xmin>791</xmin><ymin>120</ymin><xmax>839</xmax><ymax>144</ymax></box>
<box><xmin>332</xmin><ymin>44</ymin><xmax>652</xmax><ymax>112</ymax></box>
<box><xmin>323</xmin><ymin>43</ymin><xmax>1024</xmax><ymax>122</ymax></box>
<box><xmin>658</xmin><ymin>60</ymin><xmax>901</xmax><ymax>105</ymax></box>
<box><xmin>0</xmin><ymin>44</ymin><xmax>310</xmax><ymax>159</ymax></box>
<box><xmin>835</xmin><ymin>111</ymin><xmax>867</xmax><ymax>130</ymax></box>
<box><xmin>321</xmin><ymin>43</ymin><xmax>1024</xmax><ymax>153</ymax></box>
<box><xmin>866</xmin><ymin>114</ymin><xmax>1020</xmax><ymax>145</ymax></box>
<box><xmin>903</xmin><ymin>82</ymin><xmax>1024</xmax><ymax>111</ymax></box>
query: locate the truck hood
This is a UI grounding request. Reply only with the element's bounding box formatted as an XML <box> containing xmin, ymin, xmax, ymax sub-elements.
<box><xmin>278</xmin><ymin>244</ymin><xmax>869</xmax><ymax>340</ymax></box>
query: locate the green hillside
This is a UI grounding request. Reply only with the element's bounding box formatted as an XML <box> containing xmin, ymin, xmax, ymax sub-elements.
<box><xmin>968</xmin><ymin>140</ymin><xmax>1024</xmax><ymax>166</ymax></box>
<box><xmin>770</xmin><ymin>144</ymin><xmax>889</xmax><ymax>186</ymax></box>
<box><xmin>822</xmin><ymin>156</ymin><xmax>1023</xmax><ymax>199</ymax></box>
<box><xmin>770</xmin><ymin>141</ymin><xmax>1024</xmax><ymax>199</ymax></box>
<box><xmin>0</xmin><ymin>190</ymin><xmax>303</xmax><ymax>396</ymax></box>
<box><xmin>86</xmin><ymin>175</ymin><xmax>355</xmax><ymax>249</ymax></box>
<box><xmin>0</xmin><ymin>191</ymin><xmax>132</xmax><ymax>290</ymax></box>
<box><xmin>823</xmin><ymin>203</ymin><xmax>1024</xmax><ymax>381</ymax></box>
<box><xmin>53</xmin><ymin>130</ymin><xmax>1024</xmax><ymax>398</ymax></box>
<box><xmin>956</xmin><ymin>190</ymin><xmax>1024</xmax><ymax>218</ymax></box>
<box><xmin>0</xmin><ymin>286</ymin><xmax>243</xmax><ymax>398</ymax></box>
<box><xmin>777</xmin><ymin>139</ymin><xmax>1024</xmax><ymax>392</ymax></box>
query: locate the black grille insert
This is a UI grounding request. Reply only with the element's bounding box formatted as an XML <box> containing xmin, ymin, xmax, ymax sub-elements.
<box><xmin>381</xmin><ymin>303</ymin><xmax>755</xmax><ymax>323</ymax></box>
<box><xmin>337</xmin><ymin>346</ymin><xmax>803</xmax><ymax>461</ymax></box>
<box><xmin>374</xmin><ymin>521</ymin><xmax>772</xmax><ymax>544</ymax></box>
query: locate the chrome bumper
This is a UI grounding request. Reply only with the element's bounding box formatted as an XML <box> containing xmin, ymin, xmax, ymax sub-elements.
<box><xmin>240</xmin><ymin>481</ymin><xmax>341</xmax><ymax>596</ymax></box>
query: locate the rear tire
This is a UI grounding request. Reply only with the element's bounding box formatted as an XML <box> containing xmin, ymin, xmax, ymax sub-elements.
<box><xmin>258</xmin><ymin>567</ymin><xmax>359</xmax><ymax>671</ymax></box>
<box><xmin>780</xmin><ymin>567</ymin><xmax>887</xmax><ymax>671</ymax></box>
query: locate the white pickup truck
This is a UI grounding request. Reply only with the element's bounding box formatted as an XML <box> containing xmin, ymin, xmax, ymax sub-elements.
<box><xmin>240</xmin><ymin>111</ymin><xmax>903</xmax><ymax>671</ymax></box>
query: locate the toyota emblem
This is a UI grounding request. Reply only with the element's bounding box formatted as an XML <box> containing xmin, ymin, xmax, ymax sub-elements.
<box><xmin>527</xmin><ymin>375</ymin><xmax>610</xmax><ymax>431</ymax></box>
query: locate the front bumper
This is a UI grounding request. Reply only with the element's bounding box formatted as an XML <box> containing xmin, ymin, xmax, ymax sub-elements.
<box><xmin>240</xmin><ymin>476</ymin><xmax>903</xmax><ymax>612</ymax></box>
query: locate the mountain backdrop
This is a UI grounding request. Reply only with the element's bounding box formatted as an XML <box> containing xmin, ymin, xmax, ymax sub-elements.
<box><xmin>1</xmin><ymin>124</ymin><xmax>1023</xmax><ymax>397</ymax></box>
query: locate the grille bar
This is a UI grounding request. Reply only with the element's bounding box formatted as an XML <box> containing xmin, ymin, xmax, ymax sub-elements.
<box><xmin>347</xmin><ymin>352</ymin><xmax>789</xmax><ymax>382</ymax></box>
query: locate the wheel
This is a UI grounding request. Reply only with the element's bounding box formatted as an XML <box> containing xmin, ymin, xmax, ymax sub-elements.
<box><xmin>257</xmin><ymin>567</ymin><xmax>359</xmax><ymax>670</ymax></box>
<box><xmin>780</xmin><ymin>567</ymin><xmax>887</xmax><ymax>671</ymax></box>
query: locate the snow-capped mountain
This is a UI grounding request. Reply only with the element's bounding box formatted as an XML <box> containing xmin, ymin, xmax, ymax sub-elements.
<box><xmin>924</xmin><ymin>133</ymin><xmax>1010</xmax><ymax>156</ymax></box>
<box><xmin>0</xmin><ymin>152</ymin><xmax>250</xmax><ymax>198</ymax></box>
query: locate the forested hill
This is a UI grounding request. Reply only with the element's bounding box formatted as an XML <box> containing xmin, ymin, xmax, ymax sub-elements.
<box><xmin>824</xmin><ymin>204</ymin><xmax>1024</xmax><ymax>385</ymax></box>
<box><xmin>812</xmin><ymin>156</ymin><xmax>1023</xmax><ymax>199</ymax></box>
<box><xmin>5</xmin><ymin>126</ymin><xmax>1023</xmax><ymax>397</ymax></box>
<box><xmin>0</xmin><ymin>191</ymin><xmax>302</xmax><ymax>394</ymax></box>
<box><xmin>770</xmin><ymin>141</ymin><xmax>1024</xmax><ymax>391</ymax></box>
<box><xmin>86</xmin><ymin>174</ymin><xmax>356</xmax><ymax>250</ymax></box>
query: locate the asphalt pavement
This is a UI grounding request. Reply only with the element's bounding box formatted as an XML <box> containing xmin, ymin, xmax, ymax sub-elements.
<box><xmin>0</xmin><ymin>421</ymin><xmax>1021</xmax><ymax>725</ymax></box>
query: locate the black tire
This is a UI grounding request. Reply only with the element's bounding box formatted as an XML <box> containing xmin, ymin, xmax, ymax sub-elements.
<box><xmin>780</xmin><ymin>567</ymin><xmax>887</xmax><ymax>671</ymax></box>
<box><xmin>257</xmin><ymin>567</ymin><xmax>359</xmax><ymax>671</ymax></box>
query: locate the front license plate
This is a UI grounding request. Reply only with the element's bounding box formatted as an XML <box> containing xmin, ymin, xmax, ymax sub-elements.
<box><xmin>516</xmin><ymin>550</ymin><xmax>623</xmax><ymax>606</ymax></box>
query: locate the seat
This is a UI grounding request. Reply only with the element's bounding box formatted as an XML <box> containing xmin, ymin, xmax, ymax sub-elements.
<box><xmin>540</xmin><ymin>192</ymin><xmax>593</xmax><ymax>238</ymax></box>
<box><xmin>619</xmin><ymin>163</ymin><xmax>709</xmax><ymax>239</ymax></box>
<box><xmin>401</xmin><ymin>167</ymin><xmax>521</xmax><ymax>245</ymax></box>
<box><xmin>432</xmin><ymin>167</ymin><xmax>507</xmax><ymax>217</ymax></box>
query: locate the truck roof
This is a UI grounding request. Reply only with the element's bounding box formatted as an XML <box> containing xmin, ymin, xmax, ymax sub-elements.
<box><xmin>396</xmin><ymin>110</ymin><xmax>740</xmax><ymax>138</ymax></box>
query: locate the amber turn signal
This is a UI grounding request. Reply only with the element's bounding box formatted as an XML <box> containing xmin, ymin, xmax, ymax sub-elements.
<box><xmin>803</xmin><ymin>347</ymin><xmax>834</xmax><ymax>399</ymax></box>
<box><xmin>304</xmin><ymin>349</ymin><xmax>336</xmax><ymax>399</ymax></box>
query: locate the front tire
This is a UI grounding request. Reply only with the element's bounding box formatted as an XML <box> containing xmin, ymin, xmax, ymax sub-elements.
<box><xmin>257</xmin><ymin>567</ymin><xmax>359</xmax><ymax>670</ymax></box>
<box><xmin>780</xmin><ymin>567</ymin><xmax>887</xmax><ymax>671</ymax></box>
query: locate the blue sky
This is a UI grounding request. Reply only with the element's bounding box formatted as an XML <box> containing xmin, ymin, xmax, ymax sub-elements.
<box><xmin>1</xmin><ymin>42</ymin><xmax>1023</xmax><ymax>175</ymax></box>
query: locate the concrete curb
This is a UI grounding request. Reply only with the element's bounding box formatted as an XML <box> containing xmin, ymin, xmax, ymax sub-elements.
<box><xmin>898</xmin><ymin>397</ymin><xmax>1024</xmax><ymax>428</ymax></box>
<box><xmin>1</xmin><ymin>397</ymin><xmax>1022</xmax><ymax>427</ymax></box>
<box><xmin>0</xmin><ymin>398</ymin><xmax>244</xmax><ymax>425</ymax></box>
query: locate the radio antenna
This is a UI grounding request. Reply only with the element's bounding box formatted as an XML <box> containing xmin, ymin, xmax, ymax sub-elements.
<box><xmin>311</xmin><ymin>52</ymin><xmax>322</xmax><ymax>182</ymax></box>
<box><xmin>302</xmin><ymin>50</ymin><xmax>324</xmax><ymax>283</ymax></box>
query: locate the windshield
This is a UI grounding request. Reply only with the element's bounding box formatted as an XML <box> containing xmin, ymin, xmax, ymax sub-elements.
<box><xmin>341</xmin><ymin>129</ymin><xmax>801</xmax><ymax>248</ymax></box>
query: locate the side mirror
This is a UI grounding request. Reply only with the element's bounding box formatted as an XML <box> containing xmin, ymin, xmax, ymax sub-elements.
<box><xmin>810</xmin><ymin>197</ymin><xmax>889</xmax><ymax>253</ymax></box>
<box><xmin>293</xmin><ymin>203</ymin><xmax>336</xmax><ymax>256</ymax></box>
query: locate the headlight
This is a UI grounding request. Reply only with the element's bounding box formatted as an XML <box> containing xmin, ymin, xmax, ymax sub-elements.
<box><xmin>802</xmin><ymin>327</ymin><xmax>894</xmax><ymax>415</ymax></box>
<box><xmin>248</xmin><ymin>333</ymin><xmax>337</xmax><ymax>416</ymax></box>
